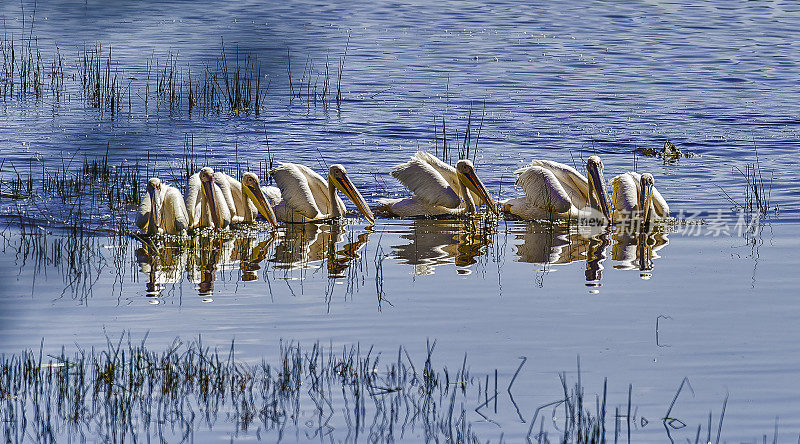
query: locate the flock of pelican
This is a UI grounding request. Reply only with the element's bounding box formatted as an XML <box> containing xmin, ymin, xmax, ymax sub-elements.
<box><xmin>136</xmin><ymin>153</ymin><xmax>669</xmax><ymax>235</ymax></box>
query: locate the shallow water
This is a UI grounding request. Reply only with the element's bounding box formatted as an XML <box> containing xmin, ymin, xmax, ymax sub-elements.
<box><xmin>1</xmin><ymin>0</ymin><xmax>799</xmax><ymax>441</ymax></box>
<box><xmin>2</xmin><ymin>219</ymin><xmax>798</xmax><ymax>441</ymax></box>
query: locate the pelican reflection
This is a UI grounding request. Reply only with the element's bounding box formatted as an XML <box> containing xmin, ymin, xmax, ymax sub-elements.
<box><xmin>390</xmin><ymin>219</ymin><xmax>494</xmax><ymax>275</ymax></box>
<box><xmin>611</xmin><ymin>230</ymin><xmax>670</xmax><ymax>279</ymax></box>
<box><xmin>270</xmin><ymin>223</ymin><xmax>335</xmax><ymax>271</ymax></box>
<box><xmin>326</xmin><ymin>227</ymin><xmax>371</xmax><ymax>279</ymax></box>
<box><xmin>269</xmin><ymin>222</ymin><xmax>371</xmax><ymax>279</ymax></box>
<box><xmin>584</xmin><ymin>231</ymin><xmax>610</xmax><ymax>290</ymax></box>
<box><xmin>235</xmin><ymin>235</ymin><xmax>276</xmax><ymax>282</ymax></box>
<box><xmin>514</xmin><ymin>223</ymin><xmax>588</xmax><ymax>265</ymax></box>
<box><xmin>135</xmin><ymin>239</ymin><xmax>188</xmax><ymax>301</ymax></box>
<box><xmin>512</xmin><ymin>222</ymin><xmax>675</xmax><ymax>288</ymax></box>
<box><xmin>513</xmin><ymin>222</ymin><xmax>612</xmax><ymax>289</ymax></box>
<box><xmin>186</xmin><ymin>235</ymin><xmax>235</xmax><ymax>300</ymax></box>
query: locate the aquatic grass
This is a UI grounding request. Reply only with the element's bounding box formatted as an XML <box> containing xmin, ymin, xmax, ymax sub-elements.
<box><xmin>434</xmin><ymin>100</ymin><xmax>486</xmax><ymax>166</ymax></box>
<box><xmin>0</xmin><ymin>17</ymin><xmax>55</xmax><ymax>103</ymax></box>
<box><xmin>1</xmin><ymin>147</ymin><xmax>142</xmax><ymax>238</ymax></box>
<box><xmin>1</xmin><ymin>336</ymin><xmax>768</xmax><ymax>443</ymax></box>
<box><xmin>719</xmin><ymin>144</ymin><xmax>774</xmax><ymax>216</ymax></box>
<box><xmin>287</xmin><ymin>40</ymin><xmax>348</xmax><ymax>111</ymax></box>
<box><xmin>0</xmin><ymin>336</ymin><xmax>486</xmax><ymax>443</ymax></box>
<box><xmin>78</xmin><ymin>43</ymin><xmax>124</xmax><ymax>116</ymax></box>
<box><xmin>3</xmin><ymin>23</ymin><xmax>346</xmax><ymax>117</ymax></box>
<box><xmin>736</xmin><ymin>155</ymin><xmax>772</xmax><ymax>215</ymax></box>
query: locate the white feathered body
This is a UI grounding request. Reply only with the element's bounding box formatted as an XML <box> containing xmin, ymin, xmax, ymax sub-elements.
<box><xmin>216</xmin><ymin>173</ymin><xmax>259</xmax><ymax>223</ymax></box>
<box><xmin>611</xmin><ymin>172</ymin><xmax>669</xmax><ymax>220</ymax></box>
<box><xmin>268</xmin><ymin>163</ymin><xmax>346</xmax><ymax>223</ymax></box>
<box><xmin>135</xmin><ymin>183</ymin><xmax>189</xmax><ymax>235</ymax></box>
<box><xmin>376</xmin><ymin>151</ymin><xmax>484</xmax><ymax>217</ymax></box>
<box><xmin>501</xmin><ymin>160</ymin><xmax>594</xmax><ymax>220</ymax></box>
<box><xmin>185</xmin><ymin>171</ymin><xmax>235</xmax><ymax>229</ymax></box>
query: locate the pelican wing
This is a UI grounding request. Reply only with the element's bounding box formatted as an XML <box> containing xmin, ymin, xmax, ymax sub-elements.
<box><xmin>527</xmin><ymin>160</ymin><xmax>589</xmax><ymax>208</ymax></box>
<box><xmin>651</xmin><ymin>187</ymin><xmax>669</xmax><ymax>217</ymax></box>
<box><xmin>162</xmin><ymin>185</ymin><xmax>189</xmax><ymax>234</ymax></box>
<box><xmin>612</xmin><ymin>172</ymin><xmax>669</xmax><ymax>217</ymax></box>
<box><xmin>391</xmin><ymin>155</ymin><xmax>461</xmax><ymax>209</ymax></box>
<box><xmin>612</xmin><ymin>172</ymin><xmax>639</xmax><ymax>212</ymax></box>
<box><xmin>271</xmin><ymin>163</ymin><xmax>324</xmax><ymax>219</ymax></box>
<box><xmin>185</xmin><ymin>173</ymin><xmax>203</xmax><ymax>229</ymax></box>
<box><xmin>291</xmin><ymin>163</ymin><xmax>345</xmax><ymax>216</ymax></box>
<box><xmin>515</xmin><ymin>166</ymin><xmax>572</xmax><ymax>214</ymax></box>
<box><xmin>136</xmin><ymin>193</ymin><xmax>152</xmax><ymax>230</ymax></box>
<box><xmin>262</xmin><ymin>185</ymin><xmax>282</xmax><ymax>206</ymax></box>
<box><xmin>217</xmin><ymin>173</ymin><xmax>248</xmax><ymax>220</ymax></box>
<box><xmin>415</xmin><ymin>151</ymin><xmax>486</xmax><ymax>206</ymax></box>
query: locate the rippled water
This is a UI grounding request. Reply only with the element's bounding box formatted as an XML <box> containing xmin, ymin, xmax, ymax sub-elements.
<box><xmin>1</xmin><ymin>0</ymin><xmax>799</xmax><ymax>441</ymax></box>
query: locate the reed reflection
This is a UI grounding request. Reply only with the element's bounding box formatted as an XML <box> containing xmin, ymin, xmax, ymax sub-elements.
<box><xmin>390</xmin><ymin>219</ymin><xmax>494</xmax><ymax>275</ymax></box>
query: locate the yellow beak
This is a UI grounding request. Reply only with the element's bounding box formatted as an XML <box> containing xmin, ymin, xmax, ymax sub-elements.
<box><xmin>202</xmin><ymin>179</ymin><xmax>222</xmax><ymax>229</ymax></box>
<box><xmin>458</xmin><ymin>169</ymin><xmax>498</xmax><ymax>216</ymax></box>
<box><xmin>587</xmin><ymin>163</ymin><xmax>611</xmax><ymax>222</ymax></box>
<box><xmin>147</xmin><ymin>187</ymin><xmax>160</xmax><ymax>235</ymax></box>
<box><xmin>332</xmin><ymin>175</ymin><xmax>375</xmax><ymax>224</ymax></box>
<box><xmin>639</xmin><ymin>183</ymin><xmax>653</xmax><ymax>226</ymax></box>
<box><xmin>244</xmin><ymin>183</ymin><xmax>278</xmax><ymax>228</ymax></box>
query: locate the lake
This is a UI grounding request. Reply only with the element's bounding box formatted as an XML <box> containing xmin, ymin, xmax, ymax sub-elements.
<box><xmin>1</xmin><ymin>0</ymin><xmax>799</xmax><ymax>442</ymax></box>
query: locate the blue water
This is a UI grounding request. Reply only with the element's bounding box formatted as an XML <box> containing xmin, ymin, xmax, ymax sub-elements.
<box><xmin>2</xmin><ymin>0</ymin><xmax>800</xmax><ymax>441</ymax></box>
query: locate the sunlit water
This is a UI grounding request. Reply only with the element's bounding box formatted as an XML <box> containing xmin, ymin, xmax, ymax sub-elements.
<box><xmin>2</xmin><ymin>0</ymin><xmax>800</xmax><ymax>441</ymax></box>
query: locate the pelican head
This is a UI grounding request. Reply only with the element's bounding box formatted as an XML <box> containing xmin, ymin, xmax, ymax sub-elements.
<box><xmin>639</xmin><ymin>173</ymin><xmax>655</xmax><ymax>225</ymax></box>
<box><xmin>456</xmin><ymin>159</ymin><xmax>498</xmax><ymax>215</ymax></box>
<box><xmin>199</xmin><ymin>167</ymin><xmax>222</xmax><ymax>229</ymax></box>
<box><xmin>586</xmin><ymin>156</ymin><xmax>611</xmax><ymax>222</ymax></box>
<box><xmin>328</xmin><ymin>164</ymin><xmax>375</xmax><ymax>224</ymax></box>
<box><xmin>146</xmin><ymin>177</ymin><xmax>162</xmax><ymax>235</ymax></box>
<box><xmin>241</xmin><ymin>172</ymin><xmax>278</xmax><ymax>228</ymax></box>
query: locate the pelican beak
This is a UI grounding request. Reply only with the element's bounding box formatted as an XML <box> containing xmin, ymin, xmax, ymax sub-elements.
<box><xmin>202</xmin><ymin>179</ymin><xmax>222</xmax><ymax>229</ymax></box>
<box><xmin>587</xmin><ymin>162</ymin><xmax>611</xmax><ymax>222</ymax></box>
<box><xmin>458</xmin><ymin>169</ymin><xmax>498</xmax><ymax>216</ymax></box>
<box><xmin>147</xmin><ymin>186</ymin><xmax>161</xmax><ymax>235</ymax></box>
<box><xmin>244</xmin><ymin>183</ymin><xmax>278</xmax><ymax>228</ymax></box>
<box><xmin>332</xmin><ymin>174</ymin><xmax>375</xmax><ymax>224</ymax></box>
<box><xmin>639</xmin><ymin>182</ymin><xmax>654</xmax><ymax>226</ymax></box>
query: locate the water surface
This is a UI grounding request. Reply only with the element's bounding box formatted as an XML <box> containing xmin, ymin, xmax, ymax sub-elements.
<box><xmin>1</xmin><ymin>0</ymin><xmax>799</xmax><ymax>441</ymax></box>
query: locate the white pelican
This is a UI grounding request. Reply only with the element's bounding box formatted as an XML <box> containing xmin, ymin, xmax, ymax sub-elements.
<box><xmin>217</xmin><ymin>172</ymin><xmax>278</xmax><ymax>228</ymax></box>
<box><xmin>501</xmin><ymin>156</ymin><xmax>611</xmax><ymax>222</ymax></box>
<box><xmin>374</xmin><ymin>151</ymin><xmax>498</xmax><ymax>217</ymax></box>
<box><xmin>611</xmin><ymin>172</ymin><xmax>670</xmax><ymax>224</ymax></box>
<box><xmin>135</xmin><ymin>178</ymin><xmax>189</xmax><ymax>235</ymax></box>
<box><xmin>265</xmin><ymin>163</ymin><xmax>375</xmax><ymax>224</ymax></box>
<box><xmin>185</xmin><ymin>167</ymin><xmax>235</xmax><ymax>230</ymax></box>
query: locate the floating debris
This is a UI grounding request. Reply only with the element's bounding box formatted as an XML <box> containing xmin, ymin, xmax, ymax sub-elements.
<box><xmin>636</xmin><ymin>141</ymin><xmax>699</xmax><ymax>162</ymax></box>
